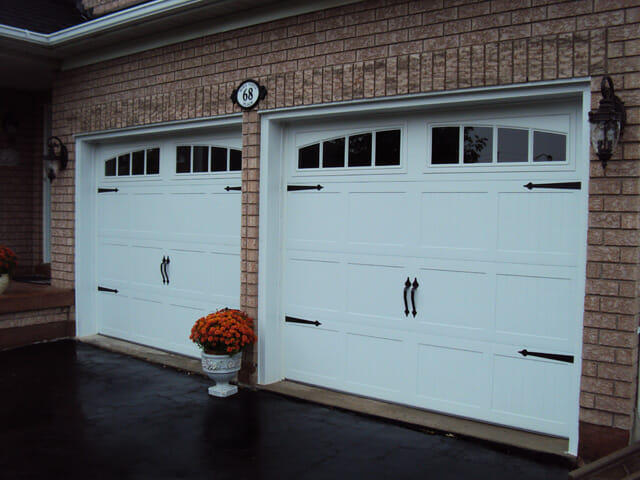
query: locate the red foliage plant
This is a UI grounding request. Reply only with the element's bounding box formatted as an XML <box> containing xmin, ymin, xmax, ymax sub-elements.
<box><xmin>190</xmin><ymin>308</ymin><xmax>257</xmax><ymax>355</ymax></box>
<box><xmin>0</xmin><ymin>246</ymin><xmax>17</xmax><ymax>275</ymax></box>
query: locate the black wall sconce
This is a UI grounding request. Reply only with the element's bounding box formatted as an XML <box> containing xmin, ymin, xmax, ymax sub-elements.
<box><xmin>589</xmin><ymin>76</ymin><xmax>626</xmax><ymax>170</ymax></box>
<box><xmin>44</xmin><ymin>136</ymin><xmax>68</xmax><ymax>181</ymax></box>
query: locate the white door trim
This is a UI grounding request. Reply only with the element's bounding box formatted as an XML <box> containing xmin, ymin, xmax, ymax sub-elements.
<box><xmin>74</xmin><ymin>114</ymin><xmax>242</xmax><ymax>338</ymax></box>
<box><xmin>258</xmin><ymin>81</ymin><xmax>591</xmax><ymax>455</ymax></box>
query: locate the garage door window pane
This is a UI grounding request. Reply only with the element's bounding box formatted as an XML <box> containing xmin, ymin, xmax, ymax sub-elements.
<box><xmin>118</xmin><ymin>154</ymin><xmax>130</xmax><ymax>175</ymax></box>
<box><xmin>534</xmin><ymin>131</ymin><xmax>566</xmax><ymax>162</ymax></box>
<box><xmin>375</xmin><ymin>130</ymin><xmax>401</xmax><ymax>166</ymax></box>
<box><xmin>432</xmin><ymin>127</ymin><xmax>459</xmax><ymax>164</ymax></box>
<box><xmin>176</xmin><ymin>146</ymin><xmax>190</xmax><ymax>173</ymax></box>
<box><xmin>498</xmin><ymin>128</ymin><xmax>528</xmax><ymax>163</ymax></box>
<box><xmin>193</xmin><ymin>146</ymin><xmax>208</xmax><ymax>172</ymax></box>
<box><xmin>348</xmin><ymin>133</ymin><xmax>372</xmax><ymax>167</ymax></box>
<box><xmin>299</xmin><ymin>144</ymin><xmax>320</xmax><ymax>169</ymax></box>
<box><xmin>464</xmin><ymin>127</ymin><xmax>492</xmax><ymax>164</ymax></box>
<box><xmin>323</xmin><ymin>138</ymin><xmax>345</xmax><ymax>168</ymax></box>
<box><xmin>132</xmin><ymin>150</ymin><xmax>145</xmax><ymax>175</ymax></box>
<box><xmin>105</xmin><ymin>158</ymin><xmax>116</xmax><ymax>176</ymax></box>
<box><xmin>211</xmin><ymin>147</ymin><xmax>227</xmax><ymax>172</ymax></box>
<box><xmin>230</xmin><ymin>149</ymin><xmax>242</xmax><ymax>171</ymax></box>
<box><xmin>146</xmin><ymin>148</ymin><xmax>159</xmax><ymax>174</ymax></box>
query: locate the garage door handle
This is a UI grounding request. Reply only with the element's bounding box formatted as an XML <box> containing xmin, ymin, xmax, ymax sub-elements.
<box><xmin>411</xmin><ymin>278</ymin><xmax>419</xmax><ymax>317</ymax></box>
<box><xmin>160</xmin><ymin>257</ymin><xmax>167</xmax><ymax>284</ymax></box>
<box><xmin>164</xmin><ymin>256</ymin><xmax>170</xmax><ymax>285</ymax></box>
<box><xmin>403</xmin><ymin>277</ymin><xmax>411</xmax><ymax>317</ymax></box>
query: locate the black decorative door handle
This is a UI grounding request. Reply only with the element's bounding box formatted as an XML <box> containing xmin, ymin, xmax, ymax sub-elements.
<box><xmin>160</xmin><ymin>256</ymin><xmax>167</xmax><ymax>284</ymax></box>
<box><xmin>411</xmin><ymin>278</ymin><xmax>419</xmax><ymax>317</ymax></box>
<box><xmin>403</xmin><ymin>277</ymin><xmax>411</xmax><ymax>317</ymax></box>
<box><xmin>164</xmin><ymin>256</ymin><xmax>170</xmax><ymax>285</ymax></box>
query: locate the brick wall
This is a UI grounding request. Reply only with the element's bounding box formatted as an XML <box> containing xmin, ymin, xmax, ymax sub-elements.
<box><xmin>0</xmin><ymin>90</ymin><xmax>47</xmax><ymax>273</ymax></box>
<box><xmin>80</xmin><ymin>0</ymin><xmax>147</xmax><ymax>18</ymax></box>
<box><xmin>52</xmin><ymin>0</ymin><xmax>640</xmax><ymax>458</ymax></box>
<box><xmin>0</xmin><ymin>306</ymin><xmax>74</xmax><ymax>350</ymax></box>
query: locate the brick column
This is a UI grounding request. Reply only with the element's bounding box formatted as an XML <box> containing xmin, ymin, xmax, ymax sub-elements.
<box><xmin>239</xmin><ymin>109</ymin><xmax>260</xmax><ymax>384</ymax></box>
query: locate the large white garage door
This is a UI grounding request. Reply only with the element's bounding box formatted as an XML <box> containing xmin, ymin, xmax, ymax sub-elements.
<box><xmin>96</xmin><ymin>131</ymin><xmax>242</xmax><ymax>357</ymax></box>
<box><xmin>283</xmin><ymin>100</ymin><xmax>586</xmax><ymax>437</ymax></box>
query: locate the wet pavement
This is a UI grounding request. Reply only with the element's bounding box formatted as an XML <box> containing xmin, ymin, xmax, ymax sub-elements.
<box><xmin>0</xmin><ymin>340</ymin><xmax>571</xmax><ymax>479</ymax></box>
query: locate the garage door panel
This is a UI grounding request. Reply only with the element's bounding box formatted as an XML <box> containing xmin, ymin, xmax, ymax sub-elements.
<box><xmin>419</xmin><ymin>191</ymin><xmax>492</xmax><ymax>252</ymax></box>
<box><xmin>128</xmin><ymin>245</ymin><xmax>165</xmax><ymax>288</ymax></box>
<box><xmin>417</xmin><ymin>341</ymin><xmax>489</xmax><ymax>410</ymax></box>
<box><xmin>345</xmin><ymin>333</ymin><xmax>406</xmax><ymax>394</ymax></box>
<box><xmin>491</xmin><ymin>352</ymin><xmax>572</xmax><ymax>435</ymax></box>
<box><xmin>285</xmin><ymin>325</ymin><xmax>344</xmax><ymax>382</ymax></box>
<box><xmin>98</xmin><ymin>242</ymin><xmax>132</xmax><ymax>284</ymax></box>
<box><xmin>347</xmin><ymin>192</ymin><xmax>409</xmax><ymax>249</ymax></box>
<box><xmin>98</xmin><ymin>194</ymin><xmax>131</xmax><ymax>233</ymax></box>
<box><xmin>495</xmin><ymin>272</ymin><xmax>574</xmax><ymax>344</ymax></box>
<box><xmin>498</xmin><ymin>191</ymin><xmax>580</xmax><ymax>256</ymax></box>
<box><xmin>346</xmin><ymin>262</ymin><xmax>405</xmax><ymax>320</ymax></box>
<box><xmin>286</xmin><ymin>257</ymin><xmax>345</xmax><ymax>315</ymax></box>
<box><xmin>130</xmin><ymin>193</ymin><xmax>165</xmax><ymax>235</ymax></box>
<box><xmin>97</xmin><ymin>292</ymin><xmax>130</xmax><ymax>337</ymax></box>
<box><xmin>416</xmin><ymin>267</ymin><xmax>491</xmax><ymax>331</ymax></box>
<box><xmin>287</xmin><ymin>192</ymin><xmax>345</xmax><ymax>248</ymax></box>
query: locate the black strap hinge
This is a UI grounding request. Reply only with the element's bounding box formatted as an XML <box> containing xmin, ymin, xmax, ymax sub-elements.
<box><xmin>287</xmin><ymin>184</ymin><xmax>323</xmax><ymax>192</ymax></box>
<box><xmin>225</xmin><ymin>186</ymin><xmax>241</xmax><ymax>191</ymax></box>
<box><xmin>98</xmin><ymin>188</ymin><xmax>119</xmax><ymax>193</ymax></box>
<box><xmin>518</xmin><ymin>349</ymin><xmax>574</xmax><ymax>363</ymax></box>
<box><xmin>285</xmin><ymin>316</ymin><xmax>321</xmax><ymax>326</ymax></box>
<box><xmin>523</xmin><ymin>182</ymin><xmax>581</xmax><ymax>190</ymax></box>
<box><xmin>98</xmin><ymin>286</ymin><xmax>118</xmax><ymax>294</ymax></box>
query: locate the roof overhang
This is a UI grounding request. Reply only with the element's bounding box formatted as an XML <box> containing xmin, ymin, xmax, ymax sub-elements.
<box><xmin>0</xmin><ymin>0</ymin><xmax>361</xmax><ymax>90</ymax></box>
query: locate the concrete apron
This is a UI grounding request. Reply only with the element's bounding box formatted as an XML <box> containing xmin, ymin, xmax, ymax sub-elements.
<box><xmin>79</xmin><ymin>335</ymin><xmax>572</xmax><ymax>461</ymax></box>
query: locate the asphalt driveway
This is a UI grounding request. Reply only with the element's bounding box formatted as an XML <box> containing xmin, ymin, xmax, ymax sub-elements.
<box><xmin>0</xmin><ymin>340</ymin><xmax>570</xmax><ymax>479</ymax></box>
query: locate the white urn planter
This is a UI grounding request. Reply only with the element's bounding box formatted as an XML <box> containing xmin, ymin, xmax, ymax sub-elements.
<box><xmin>201</xmin><ymin>351</ymin><xmax>242</xmax><ymax>397</ymax></box>
<box><xmin>0</xmin><ymin>273</ymin><xmax>9</xmax><ymax>295</ymax></box>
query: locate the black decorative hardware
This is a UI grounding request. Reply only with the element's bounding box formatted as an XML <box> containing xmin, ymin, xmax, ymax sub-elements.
<box><xmin>160</xmin><ymin>257</ymin><xmax>167</xmax><ymax>284</ymax></box>
<box><xmin>523</xmin><ymin>182</ymin><xmax>581</xmax><ymax>190</ymax></box>
<box><xmin>403</xmin><ymin>277</ymin><xmax>411</xmax><ymax>317</ymax></box>
<box><xmin>518</xmin><ymin>349</ymin><xmax>574</xmax><ymax>363</ymax></box>
<box><xmin>44</xmin><ymin>136</ymin><xmax>69</xmax><ymax>182</ymax></box>
<box><xmin>98</xmin><ymin>187</ymin><xmax>119</xmax><ymax>193</ymax></box>
<box><xmin>98</xmin><ymin>286</ymin><xmax>118</xmax><ymax>293</ymax></box>
<box><xmin>287</xmin><ymin>184</ymin><xmax>324</xmax><ymax>192</ymax></box>
<box><xmin>285</xmin><ymin>316</ymin><xmax>322</xmax><ymax>326</ymax></box>
<box><xmin>589</xmin><ymin>76</ymin><xmax>626</xmax><ymax>170</ymax></box>
<box><xmin>164</xmin><ymin>256</ymin><xmax>170</xmax><ymax>285</ymax></box>
<box><xmin>411</xmin><ymin>278</ymin><xmax>419</xmax><ymax>317</ymax></box>
<box><xmin>225</xmin><ymin>186</ymin><xmax>241</xmax><ymax>191</ymax></box>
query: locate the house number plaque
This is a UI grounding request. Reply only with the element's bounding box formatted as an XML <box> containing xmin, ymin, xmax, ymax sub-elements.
<box><xmin>231</xmin><ymin>79</ymin><xmax>267</xmax><ymax>110</ymax></box>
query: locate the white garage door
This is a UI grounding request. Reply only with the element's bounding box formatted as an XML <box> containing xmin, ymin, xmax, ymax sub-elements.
<box><xmin>283</xmin><ymin>100</ymin><xmax>586</xmax><ymax>437</ymax></box>
<box><xmin>95</xmin><ymin>131</ymin><xmax>242</xmax><ymax>357</ymax></box>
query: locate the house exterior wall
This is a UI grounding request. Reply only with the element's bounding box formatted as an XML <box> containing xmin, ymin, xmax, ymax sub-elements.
<box><xmin>80</xmin><ymin>0</ymin><xmax>147</xmax><ymax>18</ymax></box>
<box><xmin>0</xmin><ymin>90</ymin><xmax>47</xmax><ymax>273</ymax></box>
<box><xmin>51</xmin><ymin>0</ymin><xmax>640</xmax><ymax>460</ymax></box>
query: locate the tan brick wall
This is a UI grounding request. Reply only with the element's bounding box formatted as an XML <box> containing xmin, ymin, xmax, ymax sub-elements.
<box><xmin>0</xmin><ymin>90</ymin><xmax>46</xmax><ymax>273</ymax></box>
<box><xmin>52</xmin><ymin>0</ymin><xmax>640</xmax><ymax>454</ymax></box>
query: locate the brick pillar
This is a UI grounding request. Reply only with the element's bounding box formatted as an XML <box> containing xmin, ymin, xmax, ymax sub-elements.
<box><xmin>579</xmin><ymin>75</ymin><xmax>640</xmax><ymax>461</ymax></box>
<box><xmin>239</xmin><ymin>109</ymin><xmax>260</xmax><ymax>385</ymax></box>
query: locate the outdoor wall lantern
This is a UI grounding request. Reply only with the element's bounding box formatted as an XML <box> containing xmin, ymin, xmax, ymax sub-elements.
<box><xmin>44</xmin><ymin>136</ymin><xmax>68</xmax><ymax>181</ymax></box>
<box><xmin>589</xmin><ymin>76</ymin><xmax>626</xmax><ymax>170</ymax></box>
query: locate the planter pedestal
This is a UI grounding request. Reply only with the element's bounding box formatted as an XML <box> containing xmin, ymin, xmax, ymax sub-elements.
<box><xmin>201</xmin><ymin>351</ymin><xmax>242</xmax><ymax>397</ymax></box>
<box><xmin>0</xmin><ymin>274</ymin><xmax>9</xmax><ymax>295</ymax></box>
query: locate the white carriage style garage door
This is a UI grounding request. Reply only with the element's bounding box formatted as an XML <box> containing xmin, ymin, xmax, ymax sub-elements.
<box><xmin>283</xmin><ymin>99</ymin><xmax>586</xmax><ymax>438</ymax></box>
<box><xmin>95</xmin><ymin>131</ymin><xmax>242</xmax><ymax>356</ymax></box>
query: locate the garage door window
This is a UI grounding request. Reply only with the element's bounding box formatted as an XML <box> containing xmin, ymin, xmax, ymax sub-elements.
<box><xmin>298</xmin><ymin>129</ymin><xmax>401</xmax><ymax>170</ymax></box>
<box><xmin>104</xmin><ymin>147</ymin><xmax>160</xmax><ymax>176</ymax></box>
<box><xmin>176</xmin><ymin>146</ymin><xmax>242</xmax><ymax>174</ymax></box>
<box><xmin>430</xmin><ymin>125</ymin><xmax>566</xmax><ymax>166</ymax></box>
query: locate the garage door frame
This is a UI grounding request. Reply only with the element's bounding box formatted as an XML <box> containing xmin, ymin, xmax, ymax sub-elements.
<box><xmin>75</xmin><ymin>115</ymin><xmax>242</xmax><ymax>339</ymax></box>
<box><xmin>258</xmin><ymin>79</ymin><xmax>591</xmax><ymax>455</ymax></box>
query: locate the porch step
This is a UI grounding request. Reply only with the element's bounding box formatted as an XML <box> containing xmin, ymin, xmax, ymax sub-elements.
<box><xmin>569</xmin><ymin>443</ymin><xmax>640</xmax><ymax>480</ymax></box>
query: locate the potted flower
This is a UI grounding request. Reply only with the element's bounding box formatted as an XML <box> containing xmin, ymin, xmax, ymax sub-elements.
<box><xmin>0</xmin><ymin>246</ymin><xmax>17</xmax><ymax>294</ymax></box>
<box><xmin>190</xmin><ymin>308</ymin><xmax>257</xmax><ymax>397</ymax></box>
